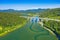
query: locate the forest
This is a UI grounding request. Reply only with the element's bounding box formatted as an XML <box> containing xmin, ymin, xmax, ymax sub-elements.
<box><xmin>0</xmin><ymin>12</ymin><xmax>27</xmax><ymax>34</ymax></box>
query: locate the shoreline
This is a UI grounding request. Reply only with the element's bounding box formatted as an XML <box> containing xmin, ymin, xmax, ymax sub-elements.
<box><xmin>39</xmin><ymin>22</ymin><xmax>58</xmax><ymax>40</ymax></box>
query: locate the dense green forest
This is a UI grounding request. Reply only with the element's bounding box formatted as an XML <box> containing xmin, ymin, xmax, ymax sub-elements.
<box><xmin>39</xmin><ymin>8</ymin><xmax>60</xmax><ymax>19</ymax></box>
<box><xmin>0</xmin><ymin>12</ymin><xmax>27</xmax><ymax>34</ymax></box>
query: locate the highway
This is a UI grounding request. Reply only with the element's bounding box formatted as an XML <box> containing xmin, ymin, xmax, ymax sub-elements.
<box><xmin>20</xmin><ymin>16</ymin><xmax>60</xmax><ymax>22</ymax></box>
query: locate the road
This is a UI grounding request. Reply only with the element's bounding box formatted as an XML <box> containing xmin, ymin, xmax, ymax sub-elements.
<box><xmin>20</xmin><ymin>16</ymin><xmax>60</xmax><ymax>22</ymax></box>
<box><xmin>0</xmin><ymin>21</ymin><xmax>58</xmax><ymax>40</ymax></box>
<box><xmin>39</xmin><ymin>18</ymin><xmax>60</xmax><ymax>22</ymax></box>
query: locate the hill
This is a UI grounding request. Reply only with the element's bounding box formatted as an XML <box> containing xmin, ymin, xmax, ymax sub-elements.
<box><xmin>0</xmin><ymin>12</ymin><xmax>27</xmax><ymax>34</ymax></box>
<box><xmin>39</xmin><ymin>8</ymin><xmax>60</xmax><ymax>19</ymax></box>
<box><xmin>0</xmin><ymin>8</ymin><xmax>45</xmax><ymax>14</ymax></box>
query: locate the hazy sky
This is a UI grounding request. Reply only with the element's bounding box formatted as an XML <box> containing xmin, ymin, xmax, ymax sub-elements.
<box><xmin>0</xmin><ymin>0</ymin><xmax>60</xmax><ymax>10</ymax></box>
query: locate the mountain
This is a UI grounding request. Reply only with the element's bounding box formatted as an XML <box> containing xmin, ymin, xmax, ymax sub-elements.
<box><xmin>0</xmin><ymin>8</ymin><xmax>45</xmax><ymax>13</ymax></box>
<box><xmin>0</xmin><ymin>9</ymin><xmax>15</xmax><ymax>12</ymax></box>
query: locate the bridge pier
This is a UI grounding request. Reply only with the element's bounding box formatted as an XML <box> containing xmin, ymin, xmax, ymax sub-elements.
<box><xmin>30</xmin><ymin>17</ymin><xmax>39</xmax><ymax>23</ymax></box>
<box><xmin>29</xmin><ymin>17</ymin><xmax>44</xmax><ymax>27</ymax></box>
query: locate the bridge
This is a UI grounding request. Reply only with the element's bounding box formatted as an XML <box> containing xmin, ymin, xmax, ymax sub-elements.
<box><xmin>20</xmin><ymin>16</ymin><xmax>60</xmax><ymax>27</ymax></box>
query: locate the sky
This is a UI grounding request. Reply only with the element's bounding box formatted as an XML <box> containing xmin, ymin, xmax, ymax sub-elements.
<box><xmin>0</xmin><ymin>0</ymin><xmax>60</xmax><ymax>10</ymax></box>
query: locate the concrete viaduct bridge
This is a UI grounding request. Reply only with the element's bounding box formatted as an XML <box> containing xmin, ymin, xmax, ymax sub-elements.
<box><xmin>20</xmin><ymin>16</ymin><xmax>60</xmax><ymax>26</ymax></box>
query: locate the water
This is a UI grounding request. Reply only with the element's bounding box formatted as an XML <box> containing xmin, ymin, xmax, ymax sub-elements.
<box><xmin>0</xmin><ymin>22</ymin><xmax>58</xmax><ymax>40</ymax></box>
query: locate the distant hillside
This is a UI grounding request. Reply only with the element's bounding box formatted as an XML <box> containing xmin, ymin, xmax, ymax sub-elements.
<box><xmin>39</xmin><ymin>8</ymin><xmax>60</xmax><ymax>19</ymax></box>
<box><xmin>0</xmin><ymin>8</ymin><xmax>60</xmax><ymax>19</ymax></box>
<box><xmin>0</xmin><ymin>8</ymin><xmax>45</xmax><ymax>14</ymax></box>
